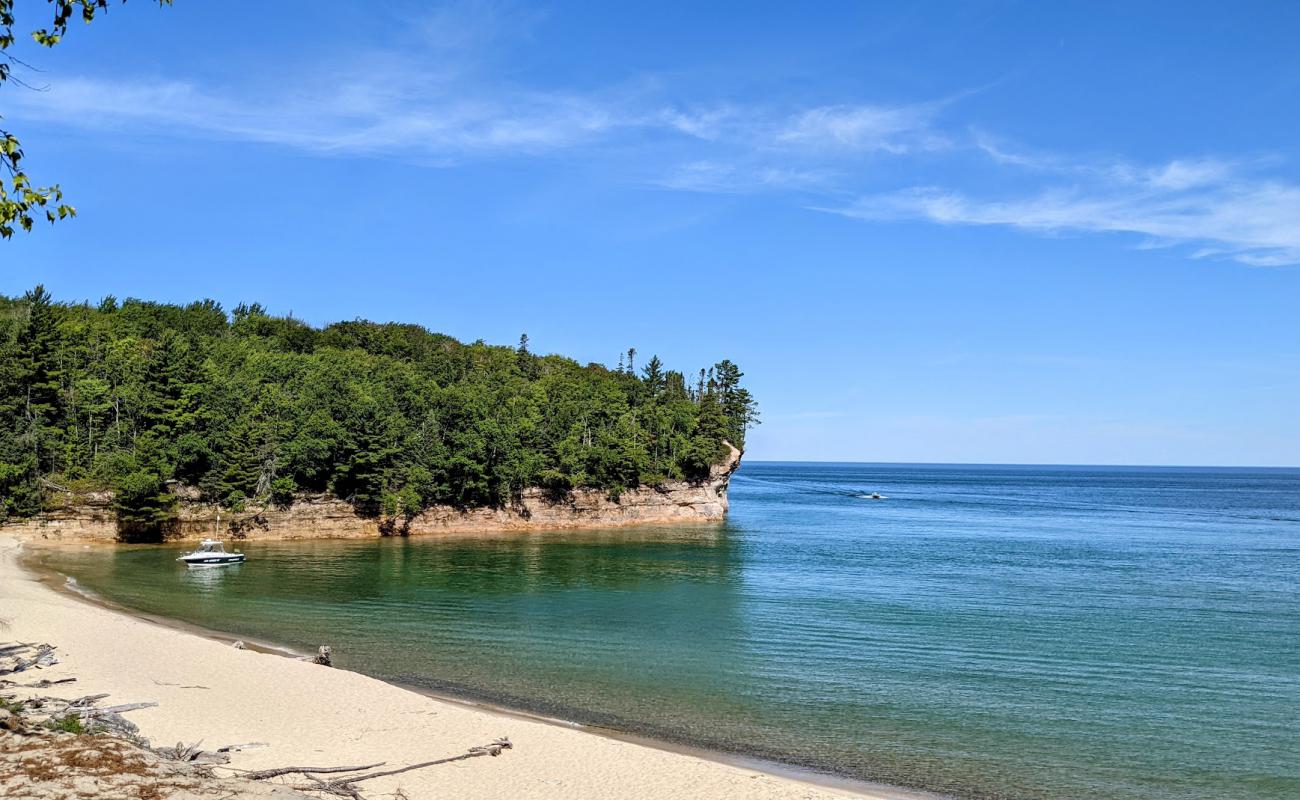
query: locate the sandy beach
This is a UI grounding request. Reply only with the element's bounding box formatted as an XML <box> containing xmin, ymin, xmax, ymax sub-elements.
<box><xmin>0</xmin><ymin>535</ymin><xmax>892</xmax><ymax>800</ymax></box>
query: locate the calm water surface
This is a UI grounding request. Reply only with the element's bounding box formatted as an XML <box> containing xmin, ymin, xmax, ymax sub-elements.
<box><xmin>32</xmin><ymin>463</ymin><xmax>1300</xmax><ymax>800</ymax></box>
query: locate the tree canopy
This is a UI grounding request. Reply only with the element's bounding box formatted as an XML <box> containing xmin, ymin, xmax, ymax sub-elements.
<box><xmin>0</xmin><ymin>288</ymin><xmax>758</xmax><ymax>526</ymax></box>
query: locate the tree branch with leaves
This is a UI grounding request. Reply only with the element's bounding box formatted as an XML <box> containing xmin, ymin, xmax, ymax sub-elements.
<box><xmin>1</xmin><ymin>0</ymin><xmax>171</xmax><ymax>239</ymax></box>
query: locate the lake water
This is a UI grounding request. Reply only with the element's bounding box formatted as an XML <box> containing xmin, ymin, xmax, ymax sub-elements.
<box><xmin>30</xmin><ymin>463</ymin><xmax>1300</xmax><ymax>800</ymax></box>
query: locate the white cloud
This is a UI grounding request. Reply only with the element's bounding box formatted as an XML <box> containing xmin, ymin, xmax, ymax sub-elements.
<box><xmin>6</xmin><ymin>4</ymin><xmax>1296</xmax><ymax>271</ymax></box>
<box><xmin>8</xmin><ymin>66</ymin><xmax>945</xmax><ymax>181</ymax></box>
<box><xmin>821</xmin><ymin>155</ymin><xmax>1300</xmax><ymax>266</ymax></box>
<box><xmin>654</xmin><ymin>159</ymin><xmax>830</xmax><ymax>194</ymax></box>
<box><xmin>7</xmin><ymin>75</ymin><xmax>629</xmax><ymax>159</ymax></box>
<box><xmin>775</xmin><ymin>103</ymin><xmax>947</xmax><ymax>154</ymax></box>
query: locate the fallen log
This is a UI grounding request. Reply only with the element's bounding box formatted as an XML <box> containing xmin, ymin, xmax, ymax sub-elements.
<box><xmin>155</xmin><ymin>740</ymin><xmax>234</xmax><ymax>765</ymax></box>
<box><xmin>0</xmin><ymin>643</ymin><xmax>58</xmax><ymax>674</ymax></box>
<box><xmin>216</xmin><ymin>741</ymin><xmax>268</xmax><ymax>753</ymax></box>
<box><xmin>84</xmin><ymin>711</ymin><xmax>142</xmax><ymax>737</ymax></box>
<box><xmin>260</xmin><ymin>738</ymin><xmax>512</xmax><ymax>800</ymax></box>
<box><xmin>334</xmin><ymin>737</ymin><xmax>512</xmax><ymax>783</ymax></box>
<box><xmin>22</xmin><ymin>677</ymin><xmax>77</xmax><ymax>688</ymax></box>
<box><xmin>87</xmin><ymin>701</ymin><xmax>159</xmax><ymax>716</ymax></box>
<box><xmin>66</xmin><ymin>693</ymin><xmax>112</xmax><ymax>708</ymax></box>
<box><xmin>246</xmin><ymin>762</ymin><xmax>386</xmax><ymax>781</ymax></box>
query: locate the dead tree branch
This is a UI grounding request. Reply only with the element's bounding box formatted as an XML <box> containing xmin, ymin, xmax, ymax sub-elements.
<box><xmin>245</xmin><ymin>763</ymin><xmax>386</xmax><ymax>781</ymax></box>
<box><xmin>253</xmin><ymin>738</ymin><xmax>512</xmax><ymax>800</ymax></box>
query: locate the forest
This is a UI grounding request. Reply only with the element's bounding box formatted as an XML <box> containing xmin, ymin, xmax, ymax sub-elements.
<box><xmin>0</xmin><ymin>287</ymin><xmax>756</xmax><ymax>530</ymax></box>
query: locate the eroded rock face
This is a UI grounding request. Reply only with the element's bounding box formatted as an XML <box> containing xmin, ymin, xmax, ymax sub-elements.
<box><xmin>3</xmin><ymin>444</ymin><xmax>743</xmax><ymax>543</ymax></box>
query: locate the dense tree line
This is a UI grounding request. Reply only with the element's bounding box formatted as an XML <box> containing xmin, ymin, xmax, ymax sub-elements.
<box><xmin>0</xmin><ymin>288</ymin><xmax>757</xmax><ymax>529</ymax></box>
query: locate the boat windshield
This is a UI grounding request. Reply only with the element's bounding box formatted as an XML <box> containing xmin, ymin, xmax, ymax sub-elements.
<box><xmin>197</xmin><ymin>540</ymin><xmax>225</xmax><ymax>553</ymax></box>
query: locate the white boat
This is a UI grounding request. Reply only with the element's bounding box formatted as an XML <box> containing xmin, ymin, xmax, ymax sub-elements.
<box><xmin>177</xmin><ymin>539</ymin><xmax>246</xmax><ymax>567</ymax></box>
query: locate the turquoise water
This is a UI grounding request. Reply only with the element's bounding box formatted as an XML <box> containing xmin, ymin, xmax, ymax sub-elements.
<box><xmin>31</xmin><ymin>463</ymin><xmax>1300</xmax><ymax>800</ymax></box>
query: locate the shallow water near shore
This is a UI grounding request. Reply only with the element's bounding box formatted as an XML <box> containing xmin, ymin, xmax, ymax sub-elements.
<box><xmin>29</xmin><ymin>463</ymin><xmax>1300</xmax><ymax>800</ymax></box>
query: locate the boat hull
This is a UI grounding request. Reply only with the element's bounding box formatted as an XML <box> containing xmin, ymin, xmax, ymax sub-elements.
<box><xmin>180</xmin><ymin>554</ymin><xmax>246</xmax><ymax>566</ymax></box>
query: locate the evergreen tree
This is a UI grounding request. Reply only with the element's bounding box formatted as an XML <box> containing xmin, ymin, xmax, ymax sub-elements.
<box><xmin>0</xmin><ymin>289</ymin><xmax>757</xmax><ymax>523</ymax></box>
<box><xmin>642</xmin><ymin>355</ymin><xmax>665</xmax><ymax>396</ymax></box>
<box><xmin>14</xmin><ymin>285</ymin><xmax>65</xmax><ymax>475</ymax></box>
<box><xmin>713</xmin><ymin>360</ymin><xmax>759</xmax><ymax>449</ymax></box>
<box><xmin>112</xmin><ymin>469</ymin><xmax>176</xmax><ymax>542</ymax></box>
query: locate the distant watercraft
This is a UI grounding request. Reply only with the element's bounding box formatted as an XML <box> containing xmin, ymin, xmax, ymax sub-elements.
<box><xmin>177</xmin><ymin>539</ymin><xmax>246</xmax><ymax>567</ymax></box>
<box><xmin>857</xmin><ymin>492</ymin><xmax>887</xmax><ymax>500</ymax></box>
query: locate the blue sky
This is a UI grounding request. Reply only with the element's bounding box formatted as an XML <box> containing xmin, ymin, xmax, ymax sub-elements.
<box><xmin>2</xmin><ymin>1</ymin><xmax>1298</xmax><ymax>465</ymax></box>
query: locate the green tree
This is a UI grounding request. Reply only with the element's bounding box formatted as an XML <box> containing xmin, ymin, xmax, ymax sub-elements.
<box><xmin>111</xmin><ymin>469</ymin><xmax>175</xmax><ymax>541</ymax></box>
<box><xmin>0</xmin><ymin>288</ymin><xmax>756</xmax><ymax>524</ymax></box>
<box><xmin>713</xmin><ymin>359</ymin><xmax>759</xmax><ymax>449</ymax></box>
<box><xmin>269</xmin><ymin>476</ymin><xmax>296</xmax><ymax>510</ymax></box>
<box><xmin>13</xmin><ymin>285</ymin><xmax>64</xmax><ymax>474</ymax></box>
<box><xmin>641</xmin><ymin>355</ymin><xmax>665</xmax><ymax>396</ymax></box>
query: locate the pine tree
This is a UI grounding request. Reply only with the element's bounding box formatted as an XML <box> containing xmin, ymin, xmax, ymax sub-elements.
<box><xmin>713</xmin><ymin>360</ymin><xmax>759</xmax><ymax>449</ymax></box>
<box><xmin>641</xmin><ymin>355</ymin><xmax>665</xmax><ymax>395</ymax></box>
<box><xmin>15</xmin><ymin>285</ymin><xmax>65</xmax><ymax>474</ymax></box>
<box><xmin>0</xmin><ymin>288</ymin><xmax>757</xmax><ymax>523</ymax></box>
<box><xmin>516</xmin><ymin>333</ymin><xmax>537</xmax><ymax>379</ymax></box>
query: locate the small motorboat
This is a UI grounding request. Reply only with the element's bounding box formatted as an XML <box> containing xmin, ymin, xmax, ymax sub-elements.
<box><xmin>178</xmin><ymin>539</ymin><xmax>246</xmax><ymax>567</ymax></box>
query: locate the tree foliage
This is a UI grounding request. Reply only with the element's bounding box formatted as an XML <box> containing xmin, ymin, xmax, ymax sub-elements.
<box><xmin>0</xmin><ymin>288</ymin><xmax>757</xmax><ymax>523</ymax></box>
<box><xmin>1</xmin><ymin>1</ymin><xmax>172</xmax><ymax>238</ymax></box>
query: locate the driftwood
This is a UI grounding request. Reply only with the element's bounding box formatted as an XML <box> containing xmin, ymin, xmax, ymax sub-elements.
<box><xmin>296</xmin><ymin>645</ymin><xmax>333</xmax><ymax>666</ymax></box>
<box><xmin>3</xmin><ymin>639</ymin><xmax>511</xmax><ymax>800</ymax></box>
<box><xmin>67</xmin><ymin>693</ymin><xmax>112</xmax><ymax>708</ymax></box>
<box><xmin>0</xmin><ymin>643</ymin><xmax>58</xmax><ymax>674</ymax></box>
<box><xmin>216</xmin><ymin>741</ymin><xmax>268</xmax><ymax>753</ymax></box>
<box><xmin>333</xmin><ymin>739</ymin><xmax>512</xmax><ymax>782</ymax></box>
<box><xmin>7</xmin><ymin>690</ymin><xmax>157</xmax><ymax>740</ymax></box>
<box><xmin>251</xmin><ymin>738</ymin><xmax>513</xmax><ymax>799</ymax></box>
<box><xmin>154</xmin><ymin>740</ymin><xmax>234</xmax><ymax>765</ymax></box>
<box><xmin>245</xmin><ymin>762</ymin><xmax>387</xmax><ymax>781</ymax></box>
<box><xmin>18</xmin><ymin>677</ymin><xmax>77</xmax><ymax>688</ymax></box>
<box><xmin>90</xmin><ymin>701</ymin><xmax>159</xmax><ymax>715</ymax></box>
<box><xmin>153</xmin><ymin>678</ymin><xmax>209</xmax><ymax>689</ymax></box>
<box><xmin>151</xmin><ymin>739</ymin><xmax>269</xmax><ymax>765</ymax></box>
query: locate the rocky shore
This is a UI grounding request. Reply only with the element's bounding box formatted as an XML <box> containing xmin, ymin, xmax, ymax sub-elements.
<box><xmin>3</xmin><ymin>445</ymin><xmax>741</xmax><ymax>544</ymax></box>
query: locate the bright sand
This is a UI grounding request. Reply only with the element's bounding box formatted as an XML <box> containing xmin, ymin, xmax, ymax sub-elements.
<box><xmin>0</xmin><ymin>536</ymin><xmax>889</xmax><ymax>800</ymax></box>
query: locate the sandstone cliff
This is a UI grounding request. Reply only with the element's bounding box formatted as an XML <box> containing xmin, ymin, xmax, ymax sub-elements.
<box><xmin>3</xmin><ymin>443</ymin><xmax>742</xmax><ymax>543</ymax></box>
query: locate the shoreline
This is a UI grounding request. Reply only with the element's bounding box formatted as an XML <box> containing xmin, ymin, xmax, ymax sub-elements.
<box><xmin>3</xmin><ymin>535</ymin><xmax>926</xmax><ymax>800</ymax></box>
<box><xmin>5</xmin><ymin>444</ymin><xmax>742</xmax><ymax>545</ymax></box>
<box><xmin>33</xmin><ymin>555</ymin><xmax>902</xmax><ymax>798</ymax></box>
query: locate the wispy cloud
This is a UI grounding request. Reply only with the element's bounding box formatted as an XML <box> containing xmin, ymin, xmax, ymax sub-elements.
<box><xmin>820</xmin><ymin>154</ymin><xmax>1300</xmax><ymax>266</ymax></box>
<box><xmin>7</xmin><ymin>67</ymin><xmax>947</xmax><ymax>174</ymax></box>
<box><xmin>8</xmin><ymin>75</ymin><xmax>631</xmax><ymax>159</ymax></box>
<box><xmin>6</xmin><ymin>0</ymin><xmax>1298</xmax><ymax>268</ymax></box>
<box><xmin>654</xmin><ymin>159</ymin><xmax>832</xmax><ymax>194</ymax></box>
<box><xmin>774</xmin><ymin>103</ymin><xmax>948</xmax><ymax>154</ymax></box>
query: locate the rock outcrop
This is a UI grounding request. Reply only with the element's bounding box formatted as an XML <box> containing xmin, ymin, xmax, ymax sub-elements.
<box><xmin>3</xmin><ymin>443</ymin><xmax>742</xmax><ymax>543</ymax></box>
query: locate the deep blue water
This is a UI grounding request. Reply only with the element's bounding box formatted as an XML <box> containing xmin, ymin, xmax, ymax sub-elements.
<box><xmin>34</xmin><ymin>463</ymin><xmax>1300</xmax><ymax>800</ymax></box>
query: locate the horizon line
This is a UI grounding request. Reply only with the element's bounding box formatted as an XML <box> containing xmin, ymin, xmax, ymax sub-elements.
<box><xmin>742</xmin><ymin>459</ymin><xmax>1300</xmax><ymax>470</ymax></box>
